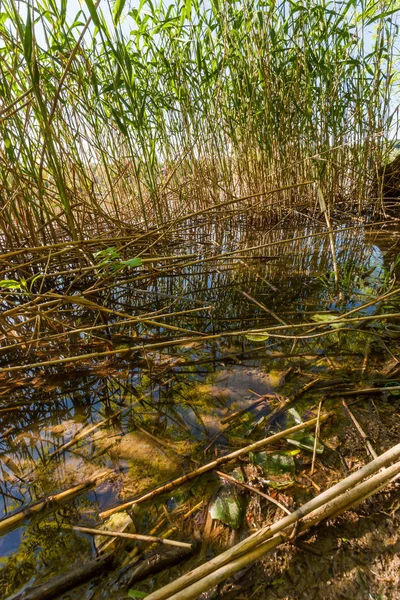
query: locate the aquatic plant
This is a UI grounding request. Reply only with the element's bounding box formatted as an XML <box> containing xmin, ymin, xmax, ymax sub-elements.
<box><xmin>0</xmin><ymin>0</ymin><xmax>398</xmax><ymax>244</ymax></box>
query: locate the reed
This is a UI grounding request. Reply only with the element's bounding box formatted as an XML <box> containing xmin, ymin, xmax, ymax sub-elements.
<box><xmin>0</xmin><ymin>0</ymin><xmax>398</xmax><ymax>244</ymax></box>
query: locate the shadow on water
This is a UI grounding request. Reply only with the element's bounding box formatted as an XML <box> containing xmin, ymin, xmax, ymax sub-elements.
<box><xmin>0</xmin><ymin>219</ymin><xmax>399</xmax><ymax>597</ymax></box>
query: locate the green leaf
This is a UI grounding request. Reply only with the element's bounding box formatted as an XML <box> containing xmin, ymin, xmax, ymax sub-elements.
<box><xmin>121</xmin><ymin>257</ymin><xmax>142</xmax><ymax>268</ymax></box>
<box><xmin>286</xmin><ymin>433</ymin><xmax>324</xmax><ymax>454</ymax></box>
<box><xmin>83</xmin><ymin>0</ymin><xmax>101</xmax><ymax>28</ymax></box>
<box><xmin>366</xmin><ymin>8</ymin><xmax>400</xmax><ymax>26</ymax></box>
<box><xmin>113</xmin><ymin>0</ymin><xmax>127</xmax><ymax>24</ymax></box>
<box><xmin>24</xmin><ymin>8</ymin><xmax>33</xmax><ymax>66</ymax></box>
<box><xmin>245</xmin><ymin>332</ymin><xmax>269</xmax><ymax>342</ymax></box>
<box><xmin>311</xmin><ymin>314</ymin><xmax>342</xmax><ymax>329</ymax></box>
<box><xmin>0</xmin><ymin>279</ymin><xmax>23</xmax><ymax>290</ymax></box>
<box><xmin>128</xmin><ymin>590</ymin><xmax>147</xmax><ymax>599</ymax></box>
<box><xmin>111</xmin><ymin>107</ymin><xmax>128</xmax><ymax>136</ymax></box>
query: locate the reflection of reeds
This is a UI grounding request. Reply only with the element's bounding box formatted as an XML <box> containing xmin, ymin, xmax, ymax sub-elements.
<box><xmin>0</xmin><ymin>1</ymin><xmax>398</xmax><ymax>244</ymax></box>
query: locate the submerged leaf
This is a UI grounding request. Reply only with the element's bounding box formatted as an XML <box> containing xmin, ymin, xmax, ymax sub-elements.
<box><xmin>209</xmin><ymin>489</ymin><xmax>245</xmax><ymax>529</ymax></box>
<box><xmin>311</xmin><ymin>314</ymin><xmax>342</xmax><ymax>329</ymax></box>
<box><xmin>250</xmin><ymin>451</ymin><xmax>295</xmax><ymax>475</ymax></box>
<box><xmin>384</xmin><ymin>381</ymin><xmax>400</xmax><ymax>397</ymax></box>
<box><xmin>250</xmin><ymin>452</ymin><xmax>295</xmax><ymax>489</ymax></box>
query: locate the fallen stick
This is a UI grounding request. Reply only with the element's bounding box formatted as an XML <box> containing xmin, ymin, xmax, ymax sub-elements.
<box><xmin>143</xmin><ymin>441</ymin><xmax>400</xmax><ymax>600</ymax></box>
<box><xmin>164</xmin><ymin>460</ymin><xmax>400</xmax><ymax>600</ymax></box>
<box><xmin>331</xmin><ymin>385</ymin><xmax>400</xmax><ymax>397</ymax></box>
<box><xmin>216</xmin><ymin>471</ymin><xmax>290</xmax><ymax>514</ymax></box>
<box><xmin>263</xmin><ymin>376</ymin><xmax>321</xmax><ymax>428</ymax></box>
<box><xmin>10</xmin><ymin>552</ymin><xmax>115</xmax><ymax>600</ymax></box>
<box><xmin>342</xmin><ymin>400</ymin><xmax>377</xmax><ymax>459</ymax></box>
<box><xmin>220</xmin><ymin>393</ymin><xmax>275</xmax><ymax>425</ymax></box>
<box><xmin>311</xmin><ymin>398</ymin><xmax>323</xmax><ymax>475</ymax></box>
<box><xmin>0</xmin><ymin>479</ymin><xmax>98</xmax><ymax>537</ymax></box>
<box><xmin>72</xmin><ymin>525</ymin><xmax>192</xmax><ymax>549</ymax></box>
<box><xmin>102</xmin><ymin>545</ymin><xmax>196</xmax><ymax>598</ymax></box>
<box><xmin>100</xmin><ymin>414</ymin><xmax>331</xmax><ymax>520</ymax></box>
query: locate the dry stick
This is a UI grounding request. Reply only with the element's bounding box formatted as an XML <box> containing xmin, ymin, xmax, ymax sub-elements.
<box><xmin>15</xmin><ymin>302</ymin><xmax>400</xmax><ymax>368</ymax></box>
<box><xmin>220</xmin><ymin>393</ymin><xmax>275</xmax><ymax>425</ymax></box>
<box><xmin>332</xmin><ymin>385</ymin><xmax>400</xmax><ymax>397</ymax></box>
<box><xmin>342</xmin><ymin>400</ymin><xmax>378</xmax><ymax>459</ymax></box>
<box><xmin>43</xmin><ymin>292</ymin><xmax>206</xmax><ymax>337</ymax></box>
<box><xmin>21</xmin><ymin>253</ymin><xmax>199</xmax><ymax>281</ymax></box>
<box><xmin>10</xmin><ymin>552</ymin><xmax>115</xmax><ymax>600</ymax></box>
<box><xmin>317</xmin><ymin>184</ymin><xmax>339</xmax><ymax>289</ymax></box>
<box><xmin>133</xmin><ymin>221</ymin><xmax>392</xmax><ymax>277</ymax></box>
<box><xmin>0</xmin><ymin>479</ymin><xmax>98</xmax><ymax>537</ymax></box>
<box><xmin>42</xmin><ymin>383</ymin><xmax>170</xmax><ymax>469</ymax></box>
<box><xmin>0</xmin><ymin>304</ymin><xmax>213</xmax><ymax>355</ymax></box>
<box><xmin>3</xmin><ymin>311</ymin><xmax>400</xmax><ymax>375</ymax></box>
<box><xmin>264</xmin><ymin>376</ymin><xmax>322</xmax><ymax>426</ymax></box>
<box><xmin>144</xmin><ymin>442</ymin><xmax>400</xmax><ymax>600</ymax></box>
<box><xmin>278</xmin><ymin>366</ymin><xmax>296</xmax><ymax>386</ymax></box>
<box><xmin>311</xmin><ymin>399</ymin><xmax>323</xmax><ymax>475</ymax></box>
<box><xmin>107</xmin><ymin>547</ymin><xmax>195</xmax><ymax>595</ymax></box>
<box><xmin>0</xmin><ymin>86</ymin><xmax>33</xmax><ymax>116</ymax></box>
<box><xmin>99</xmin><ymin>415</ymin><xmax>330</xmax><ymax>520</ymax></box>
<box><xmin>164</xmin><ymin>460</ymin><xmax>400</xmax><ymax>600</ymax></box>
<box><xmin>80</xmin><ymin>222</ymin><xmax>395</xmax><ymax>298</ymax></box>
<box><xmin>71</xmin><ymin>525</ymin><xmax>192</xmax><ymax>549</ymax></box>
<box><xmin>216</xmin><ymin>471</ymin><xmax>291</xmax><ymax>515</ymax></box>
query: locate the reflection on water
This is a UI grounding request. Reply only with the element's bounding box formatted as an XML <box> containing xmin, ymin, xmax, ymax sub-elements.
<box><xmin>0</xmin><ymin>220</ymin><xmax>399</xmax><ymax>597</ymax></box>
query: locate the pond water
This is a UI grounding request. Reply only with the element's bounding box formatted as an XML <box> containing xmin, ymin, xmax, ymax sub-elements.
<box><xmin>0</xmin><ymin>218</ymin><xmax>399</xmax><ymax>598</ymax></box>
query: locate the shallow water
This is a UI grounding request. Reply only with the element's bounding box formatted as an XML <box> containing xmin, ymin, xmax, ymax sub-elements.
<box><xmin>0</xmin><ymin>219</ymin><xmax>399</xmax><ymax>598</ymax></box>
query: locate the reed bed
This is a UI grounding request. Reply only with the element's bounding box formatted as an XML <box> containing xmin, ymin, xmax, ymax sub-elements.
<box><xmin>0</xmin><ymin>0</ymin><xmax>398</xmax><ymax>246</ymax></box>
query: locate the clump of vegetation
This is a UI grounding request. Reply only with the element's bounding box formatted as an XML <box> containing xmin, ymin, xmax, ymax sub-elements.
<box><xmin>0</xmin><ymin>0</ymin><xmax>398</xmax><ymax>245</ymax></box>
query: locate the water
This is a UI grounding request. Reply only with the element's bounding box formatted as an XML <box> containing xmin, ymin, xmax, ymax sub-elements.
<box><xmin>0</xmin><ymin>219</ymin><xmax>399</xmax><ymax>598</ymax></box>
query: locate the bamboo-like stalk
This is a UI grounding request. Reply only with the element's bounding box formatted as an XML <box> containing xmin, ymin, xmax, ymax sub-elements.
<box><xmin>99</xmin><ymin>414</ymin><xmax>331</xmax><ymax>520</ymax></box>
<box><xmin>144</xmin><ymin>442</ymin><xmax>400</xmax><ymax>600</ymax></box>
<box><xmin>10</xmin><ymin>552</ymin><xmax>115</xmax><ymax>600</ymax></box>
<box><xmin>72</xmin><ymin>525</ymin><xmax>192</xmax><ymax>548</ymax></box>
<box><xmin>0</xmin><ymin>479</ymin><xmax>100</xmax><ymax>537</ymax></box>
<box><xmin>163</xmin><ymin>460</ymin><xmax>400</xmax><ymax>600</ymax></box>
<box><xmin>215</xmin><ymin>470</ymin><xmax>290</xmax><ymax>514</ymax></box>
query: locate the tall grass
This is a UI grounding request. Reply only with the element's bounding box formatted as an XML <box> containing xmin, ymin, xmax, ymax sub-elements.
<box><xmin>0</xmin><ymin>0</ymin><xmax>398</xmax><ymax>245</ymax></box>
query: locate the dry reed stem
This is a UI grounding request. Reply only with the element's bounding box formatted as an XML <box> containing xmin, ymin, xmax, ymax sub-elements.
<box><xmin>0</xmin><ymin>479</ymin><xmax>100</xmax><ymax>536</ymax></box>
<box><xmin>164</xmin><ymin>460</ymin><xmax>400</xmax><ymax>600</ymax></box>
<box><xmin>72</xmin><ymin>525</ymin><xmax>192</xmax><ymax>548</ymax></box>
<box><xmin>216</xmin><ymin>470</ymin><xmax>291</xmax><ymax>515</ymax></box>
<box><xmin>3</xmin><ymin>312</ymin><xmax>400</xmax><ymax>375</ymax></box>
<box><xmin>144</xmin><ymin>442</ymin><xmax>400</xmax><ymax>600</ymax></box>
<box><xmin>342</xmin><ymin>400</ymin><xmax>378</xmax><ymax>459</ymax></box>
